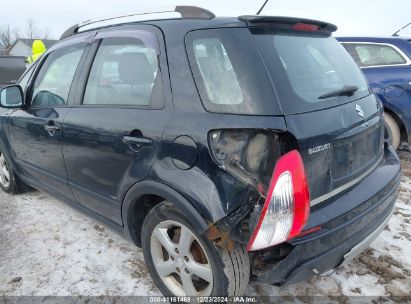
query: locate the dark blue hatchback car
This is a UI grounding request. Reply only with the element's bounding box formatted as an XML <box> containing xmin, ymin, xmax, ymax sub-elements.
<box><xmin>338</xmin><ymin>36</ymin><xmax>411</xmax><ymax>149</ymax></box>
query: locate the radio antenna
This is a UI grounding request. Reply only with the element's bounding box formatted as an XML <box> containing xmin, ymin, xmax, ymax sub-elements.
<box><xmin>393</xmin><ymin>22</ymin><xmax>411</xmax><ymax>37</ymax></box>
<box><xmin>256</xmin><ymin>0</ymin><xmax>269</xmax><ymax>15</ymax></box>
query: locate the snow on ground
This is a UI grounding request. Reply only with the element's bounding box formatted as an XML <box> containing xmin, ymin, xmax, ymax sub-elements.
<box><xmin>0</xmin><ymin>149</ymin><xmax>410</xmax><ymax>299</ymax></box>
<box><xmin>0</xmin><ymin>192</ymin><xmax>157</xmax><ymax>297</ymax></box>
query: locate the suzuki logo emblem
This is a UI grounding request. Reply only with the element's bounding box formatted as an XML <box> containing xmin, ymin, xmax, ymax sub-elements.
<box><xmin>356</xmin><ymin>104</ymin><xmax>364</xmax><ymax>118</ymax></box>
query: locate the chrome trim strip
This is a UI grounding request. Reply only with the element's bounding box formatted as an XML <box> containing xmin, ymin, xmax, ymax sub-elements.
<box><xmin>341</xmin><ymin>206</ymin><xmax>394</xmax><ymax>266</ymax></box>
<box><xmin>310</xmin><ymin>153</ymin><xmax>384</xmax><ymax>206</ymax></box>
<box><xmin>340</xmin><ymin>41</ymin><xmax>411</xmax><ymax>68</ymax></box>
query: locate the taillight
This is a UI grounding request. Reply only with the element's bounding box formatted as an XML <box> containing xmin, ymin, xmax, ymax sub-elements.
<box><xmin>247</xmin><ymin>150</ymin><xmax>310</xmax><ymax>252</ymax></box>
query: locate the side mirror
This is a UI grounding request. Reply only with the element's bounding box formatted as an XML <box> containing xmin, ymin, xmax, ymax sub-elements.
<box><xmin>0</xmin><ymin>85</ymin><xmax>24</xmax><ymax>108</ymax></box>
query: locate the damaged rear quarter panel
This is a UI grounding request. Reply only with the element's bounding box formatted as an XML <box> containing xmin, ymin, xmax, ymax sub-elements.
<box><xmin>149</xmin><ymin>111</ymin><xmax>287</xmax><ymax>226</ymax></box>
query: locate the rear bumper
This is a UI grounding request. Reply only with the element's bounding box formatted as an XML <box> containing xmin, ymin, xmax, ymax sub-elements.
<box><xmin>251</xmin><ymin>144</ymin><xmax>401</xmax><ymax>285</ymax></box>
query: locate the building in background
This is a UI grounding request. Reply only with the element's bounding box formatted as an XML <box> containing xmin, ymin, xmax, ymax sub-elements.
<box><xmin>8</xmin><ymin>39</ymin><xmax>57</xmax><ymax>57</ymax></box>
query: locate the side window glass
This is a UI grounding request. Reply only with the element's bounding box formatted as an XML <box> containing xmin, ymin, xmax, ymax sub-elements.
<box><xmin>342</xmin><ymin>44</ymin><xmax>364</xmax><ymax>67</ymax></box>
<box><xmin>192</xmin><ymin>38</ymin><xmax>243</xmax><ymax>105</ymax></box>
<box><xmin>31</xmin><ymin>44</ymin><xmax>86</xmax><ymax>106</ymax></box>
<box><xmin>354</xmin><ymin>44</ymin><xmax>406</xmax><ymax>67</ymax></box>
<box><xmin>18</xmin><ymin>61</ymin><xmax>38</xmax><ymax>90</ymax></box>
<box><xmin>83</xmin><ymin>36</ymin><xmax>164</xmax><ymax>107</ymax></box>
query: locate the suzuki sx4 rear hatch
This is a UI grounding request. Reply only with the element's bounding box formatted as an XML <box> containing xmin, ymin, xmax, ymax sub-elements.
<box><xmin>248</xmin><ymin>19</ymin><xmax>384</xmax><ymax>206</ymax></box>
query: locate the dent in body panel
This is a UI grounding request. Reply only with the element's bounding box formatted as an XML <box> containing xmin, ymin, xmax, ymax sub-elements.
<box><xmin>151</xmin><ymin>111</ymin><xmax>287</xmax><ymax>225</ymax></box>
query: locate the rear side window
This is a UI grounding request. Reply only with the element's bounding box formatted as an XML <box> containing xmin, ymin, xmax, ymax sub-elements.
<box><xmin>83</xmin><ymin>36</ymin><xmax>164</xmax><ymax>108</ymax></box>
<box><xmin>193</xmin><ymin>39</ymin><xmax>243</xmax><ymax>106</ymax></box>
<box><xmin>186</xmin><ymin>28</ymin><xmax>280</xmax><ymax>115</ymax></box>
<box><xmin>344</xmin><ymin>43</ymin><xmax>407</xmax><ymax>67</ymax></box>
<box><xmin>31</xmin><ymin>44</ymin><xmax>86</xmax><ymax>106</ymax></box>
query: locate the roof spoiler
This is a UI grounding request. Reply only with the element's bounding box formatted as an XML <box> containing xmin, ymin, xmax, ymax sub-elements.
<box><xmin>239</xmin><ymin>15</ymin><xmax>338</xmax><ymax>32</ymax></box>
<box><xmin>60</xmin><ymin>6</ymin><xmax>215</xmax><ymax>40</ymax></box>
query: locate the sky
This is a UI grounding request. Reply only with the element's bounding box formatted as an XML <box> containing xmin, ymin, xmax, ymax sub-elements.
<box><xmin>1</xmin><ymin>0</ymin><xmax>411</xmax><ymax>39</ymax></box>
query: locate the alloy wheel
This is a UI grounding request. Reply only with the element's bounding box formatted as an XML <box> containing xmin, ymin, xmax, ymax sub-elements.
<box><xmin>150</xmin><ymin>220</ymin><xmax>213</xmax><ymax>296</ymax></box>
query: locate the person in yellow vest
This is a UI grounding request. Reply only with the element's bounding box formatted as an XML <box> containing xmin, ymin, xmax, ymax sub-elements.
<box><xmin>26</xmin><ymin>40</ymin><xmax>46</xmax><ymax>64</ymax></box>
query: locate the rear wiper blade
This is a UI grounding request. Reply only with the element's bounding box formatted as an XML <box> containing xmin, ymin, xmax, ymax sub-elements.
<box><xmin>318</xmin><ymin>85</ymin><xmax>359</xmax><ymax>100</ymax></box>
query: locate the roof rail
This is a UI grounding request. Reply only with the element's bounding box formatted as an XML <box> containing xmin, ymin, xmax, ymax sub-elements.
<box><xmin>60</xmin><ymin>6</ymin><xmax>215</xmax><ymax>40</ymax></box>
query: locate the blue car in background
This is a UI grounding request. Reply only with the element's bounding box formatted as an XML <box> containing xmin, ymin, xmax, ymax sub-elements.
<box><xmin>338</xmin><ymin>36</ymin><xmax>411</xmax><ymax>149</ymax></box>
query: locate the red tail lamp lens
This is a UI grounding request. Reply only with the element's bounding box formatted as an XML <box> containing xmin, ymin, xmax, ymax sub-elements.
<box><xmin>247</xmin><ymin>150</ymin><xmax>310</xmax><ymax>251</ymax></box>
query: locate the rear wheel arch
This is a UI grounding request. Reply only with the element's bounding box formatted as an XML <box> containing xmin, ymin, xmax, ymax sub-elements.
<box><xmin>383</xmin><ymin>107</ymin><xmax>407</xmax><ymax>144</ymax></box>
<box><xmin>121</xmin><ymin>180</ymin><xmax>210</xmax><ymax>247</ymax></box>
<box><xmin>141</xmin><ymin>202</ymin><xmax>250</xmax><ymax>296</ymax></box>
<box><xmin>376</xmin><ymin>89</ymin><xmax>407</xmax><ymax>139</ymax></box>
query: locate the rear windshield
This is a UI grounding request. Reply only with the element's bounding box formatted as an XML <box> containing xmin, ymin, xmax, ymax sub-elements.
<box><xmin>252</xmin><ymin>29</ymin><xmax>370</xmax><ymax>114</ymax></box>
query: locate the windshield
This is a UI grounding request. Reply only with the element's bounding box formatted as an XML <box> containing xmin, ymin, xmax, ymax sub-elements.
<box><xmin>18</xmin><ymin>61</ymin><xmax>38</xmax><ymax>89</ymax></box>
<box><xmin>253</xmin><ymin>30</ymin><xmax>370</xmax><ymax>114</ymax></box>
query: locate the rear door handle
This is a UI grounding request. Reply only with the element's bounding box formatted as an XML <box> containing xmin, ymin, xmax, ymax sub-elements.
<box><xmin>122</xmin><ymin>136</ymin><xmax>153</xmax><ymax>146</ymax></box>
<box><xmin>44</xmin><ymin>125</ymin><xmax>61</xmax><ymax>132</ymax></box>
<box><xmin>44</xmin><ymin>120</ymin><xmax>61</xmax><ymax>136</ymax></box>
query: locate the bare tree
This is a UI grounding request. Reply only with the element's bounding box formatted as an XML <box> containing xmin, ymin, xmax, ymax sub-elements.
<box><xmin>0</xmin><ymin>25</ymin><xmax>19</xmax><ymax>55</ymax></box>
<box><xmin>25</xmin><ymin>18</ymin><xmax>40</xmax><ymax>40</ymax></box>
<box><xmin>0</xmin><ymin>20</ymin><xmax>53</xmax><ymax>55</ymax></box>
<box><xmin>43</xmin><ymin>27</ymin><xmax>52</xmax><ymax>40</ymax></box>
<box><xmin>24</xmin><ymin>19</ymin><xmax>54</xmax><ymax>40</ymax></box>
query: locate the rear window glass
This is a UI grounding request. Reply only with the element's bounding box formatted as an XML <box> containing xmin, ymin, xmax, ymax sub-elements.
<box><xmin>253</xmin><ymin>30</ymin><xmax>370</xmax><ymax>114</ymax></box>
<box><xmin>186</xmin><ymin>28</ymin><xmax>280</xmax><ymax>115</ymax></box>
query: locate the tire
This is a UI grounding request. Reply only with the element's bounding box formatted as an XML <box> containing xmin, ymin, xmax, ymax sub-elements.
<box><xmin>0</xmin><ymin>149</ymin><xmax>19</xmax><ymax>194</ymax></box>
<box><xmin>141</xmin><ymin>202</ymin><xmax>250</xmax><ymax>297</ymax></box>
<box><xmin>384</xmin><ymin>113</ymin><xmax>401</xmax><ymax>149</ymax></box>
